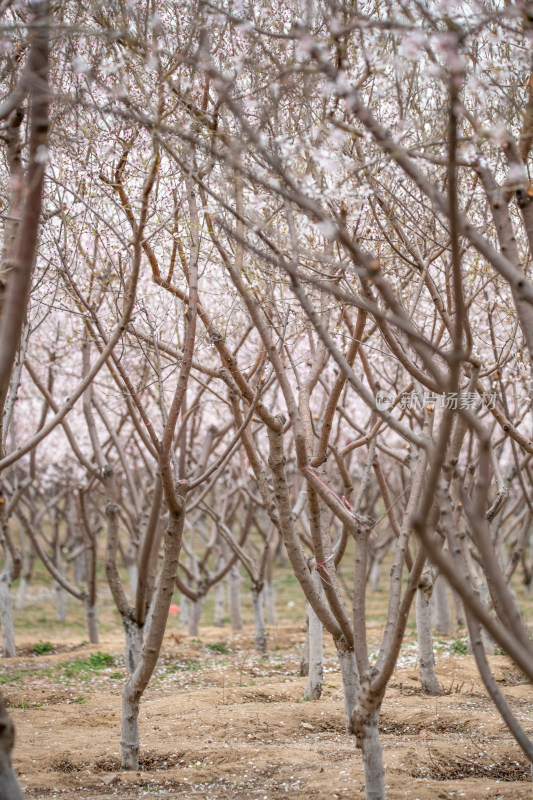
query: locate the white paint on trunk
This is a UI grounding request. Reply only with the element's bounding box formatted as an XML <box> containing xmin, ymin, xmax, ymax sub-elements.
<box><xmin>188</xmin><ymin>596</ymin><xmax>205</xmax><ymax>637</ymax></box>
<box><xmin>55</xmin><ymin>580</ymin><xmax>66</xmax><ymax>622</ymax></box>
<box><xmin>213</xmin><ymin>580</ymin><xmax>225</xmax><ymax>626</ymax></box>
<box><xmin>128</xmin><ymin>563</ymin><xmax>138</xmax><ymax>599</ymax></box>
<box><xmin>361</xmin><ymin>707</ymin><xmax>386</xmax><ymax>800</ymax></box>
<box><xmin>336</xmin><ymin>645</ymin><xmax>359</xmax><ymax>732</ymax></box>
<box><xmin>228</xmin><ymin>562</ymin><xmax>242</xmax><ymax>630</ymax></box>
<box><xmin>300</xmin><ymin>614</ymin><xmax>309</xmax><ymax>677</ymax></box>
<box><xmin>305</xmin><ymin>599</ymin><xmax>323</xmax><ymax>699</ymax></box>
<box><xmin>252</xmin><ymin>587</ymin><xmax>266</xmax><ymax>652</ymax></box>
<box><xmin>123</xmin><ymin>618</ymin><xmax>143</xmax><ymax>675</ymax></box>
<box><xmin>85</xmin><ymin>598</ymin><xmax>99</xmax><ymax>644</ymax></box>
<box><xmin>369</xmin><ymin>558</ymin><xmax>381</xmax><ymax>593</ymax></box>
<box><xmin>416</xmin><ymin>587</ymin><xmax>442</xmax><ymax>695</ymax></box>
<box><xmin>264</xmin><ymin>580</ymin><xmax>276</xmax><ymax>624</ymax></box>
<box><xmin>15</xmin><ymin>576</ymin><xmax>28</xmax><ymax>611</ymax></box>
<box><xmin>0</xmin><ymin>571</ymin><xmax>15</xmax><ymax>658</ymax></box>
<box><xmin>433</xmin><ymin>574</ymin><xmax>451</xmax><ymax>635</ymax></box>
<box><xmin>120</xmin><ymin>683</ymin><xmax>140</xmax><ymax>770</ymax></box>
<box><xmin>179</xmin><ymin>594</ymin><xmax>190</xmax><ymax>627</ymax></box>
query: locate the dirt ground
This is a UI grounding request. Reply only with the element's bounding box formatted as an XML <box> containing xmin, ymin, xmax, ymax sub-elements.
<box><xmin>2</xmin><ymin>622</ymin><xmax>532</xmax><ymax>800</ymax></box>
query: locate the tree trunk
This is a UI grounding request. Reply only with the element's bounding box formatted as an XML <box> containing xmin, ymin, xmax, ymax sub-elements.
<box><xmin>416</xmin><ymin>586</ymin><xmax>442</xmax><ymax>695</ymax></box>
<box><xmin>0</xmin><ymin>570</ymin><xmax>15</xmax><ymax>658</ymax></box>
<box><xmin>358</xmin><ymin>705</ymin><xmax>386</xmax><ymax>800</ymax></box>
<box><xmin>128</xmin><ymin>563</ymin><xmax>138</xmax><ymax>599</ymax></box>
<box><xmin>213</xmin><ymin>580</ymin><xmax>225</xmax><ymax>626</ymax></box>
<box><xmin>264</xmin><ymin>580</ymin><xmax>276</xmax><ymax>624</ymax></box>
<box><xmin>121</xmin><ymin>507</ymin><xmax>185</xmax><ymax>770</ymax></box>
<box><xmin>179</xmin><ymin>594</ymin><xmax>189</xmax><ymax>627</ymax></box>
<box><xmin>188</xmin><ymin>596</ymin><xmax>205</xmax><ymax>637</ymax></box>
<box><xmin>335</xmin><ymin>641</ymin><xmax>359</xmax><ymax>732</ymax></box>
<box><xmin>453</xmin><ymin>588</ymin><xmax>465</xmax><ymax>627</ymax></box>
<box><xmin>305</xmin><ymin>599</ymin><xmax>323</xmax><ymax>699</ymax></box>
<box><xmin>252</xmin><ymin>586</ymin><xmax>266</xmax><ymax>652</ymax></box>
<box><xmin>73</xmin><ymin>549</ymin><xmax>86</xmax><ymax>586</ymax></box>
<box><xmin>433</xmin><ymin>574</ymin><xmax>451</xmax><ymax>635</ymax></box>
<box><xmin>123</xmin><ymin>617</ymin><xmax>143</xmax><ymax>675</ymax></box>
<box><xmin>85</xmin><ymin>597</ymin><xmax>99</xmax><ymax>644</ymax></box>
<box><xmin>15</xmin><ymin>575</ymin><xmax>28</xmax><ymax>611</ymax></box>
<box><xmin>300</xmin><ymin>613</ymin><xmax>309</xmax><ymax>677</ymax></box>
<box><xmin>0</xmin><ymin>692</ymin><xmax>23</xmax><ymax>800</ymax></box>
<box><xmin>55</xmin><ymin>580</ymin><xmax>66</xmax><ymax>622</ymax></box>
<box><xmin>479</xmin><ymin>583</ymin><xmax>495</xmax><ymax>655</ymax></box>
<box><xmin>228</xmin><ymin>562</ymin><xmax>242</xmax><ymax>630</ymax></box>
<box><xmin>369</xmin><ymin>557</ymin><xmax>381</xmax><ymax>593</ymax></box>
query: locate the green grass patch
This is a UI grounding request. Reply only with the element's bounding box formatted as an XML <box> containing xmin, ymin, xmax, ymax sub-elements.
<box><xmin>61</xmin><ymin>651</ymin><xmax>115</xmax><ymax>680</ymax></box>
<box><xmin>207</xmin><ymin>642</ymin><xmax>229</xmax><ymax>654</ymax></box>
<box><xmin>450</xmin><ymin>638</ymin><xmax>468</xmax><ymax>655</ymax></box>
<box><xmin>33</xmin><ymin>641</ymin><xmax>53</xmax><ymax>655</ymax></box>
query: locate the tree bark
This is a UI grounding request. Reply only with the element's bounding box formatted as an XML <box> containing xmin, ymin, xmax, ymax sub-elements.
<box><xmin>300</xmin><ymin>613</ymin><xmax>309</xmax><ymax>677</ymax></box>
<box><xmin>359</xmin><ymin>705</ymin><xmax>386</xmax><ymax>800</ymax></box>
<box><xmin>252</xmin><ymin>585</ymin><xmax>266</xmax><ymax>652</ymax></box>
<box><xmin>0</xmin><ymin>692</ymin><xmax>23</xmax><ymax>800</ymax></box>
<box><xmin>305</xmin><ymin>599</ymin><xmax>323</xmax><ymax>699</ymax></box>
<box><xmin>213</xmin><ymin>580</ymin><xmax>225</xmax><ymax>626</ymax></box>
<box><xmin>123</xmin><ymin>616</ymin><xmax>143</xmax><ymax>675</ymax></box>
<box><xmin>188</xmin><ymin>596</ymin><xmax>205</xmax><ymax>637</ymax></box>
<box><xmin>335</xmin><ymin>640</ymin><xmax>359</xmax><ymax>733</ymax></box>
<box><xmin>0</xmin><ymin>569</ymin><xmax>15</xmax><ymax>658</ymax></box>
<box><xmin>121</xmin><ymin>507</ymin><xmax>185</xmax><ymax>769</ymax></box>
<box><xmin>264</xmin><ymin>580</ymin><xmax>276</xmax><ymax>625</ymax></box>
<box><xmin>433</xmin><ymin>574</ymin><xmax>451</xmax><ymax>635</ymax></box>
<box><xmin>416</xmin><ymin>585</ymin><xmax>442</xmax><ymax>695</ymax></box>
<box><xmin>228</xmin><ymin>562</ymin><xmax>242</xmax><ymax>630</ymax></box>
<box><xmin>85</xmin><ymin>598</ymin><xmax>99</xmax><ymax>645</ymax></box>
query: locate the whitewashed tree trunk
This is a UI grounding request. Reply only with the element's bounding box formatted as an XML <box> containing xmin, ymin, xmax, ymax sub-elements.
<box><xmin>369</xmin><ymin>557</ymin><xmax>381</xmax><ymax>593</ymax></box>
<box><xmin>128</xmin><ymin>563</ymin><xmax>138</xmax><ymax>599</ymax></box>
<box><xmin>416</xmin><ymin>586</ymin><xmax>442</xmax><ymax>695</ymax></box>
<box><xmin>121</xmin><ymin>507</ymin><xmax>186</xmax><ymax>769</ymax></box>
<box><xmin>85</xmin><ymin>597</ymin><xmax>99</xmax><ymax>644</ymax></box>
<box><xmin>213</xmin><ymin>580</ymin><xmax>225</xmax><ymax>626</ymax></box>
<box><xmin>300</xmin><ymin>613</ymin><xmax>309</xmax><ymax>676</ymax></box>
<box><xmin>15</xmin><ymin>575</ymin><xmax>28</xmax><ymax>611</ymax></box>
<box><xmin>305</xmin><ymin>599</ymin><xmax>323</xmax><ymax>699</ymax></box>
<box><xmin>359</xmin><ymin>707</ymin><xmax>386</xmax><ymax>800</ymax></box>
<box><xmin>188</xmin><ymin>595</ymin><xmax>205</xmax><ymax>637</ymax></box>
<box><xmin>0</xmin><ymin>569</ymin><xmax>16</xmax><ymax>658</ymax></box>
<box><xmin>252</xmin><ymin>586</ymin><xmax>266</xmax><ymax>652</ymax></box>
<box><xmin>264</xmin><ymin>580</ymin><xmax>276</xmax><ymax>624</ymax></box>
<box><xmin>0</xmin><ymin>694</ymin><xmax>23</xmax><ymax>799</ymax></box>
<box><xmin>433</xmin><ymin>574</ymin><xmax>451</xmax><ymax>635</ymax></box>
<box><xmin>228</xmin><ymin>562</ymin><xmax>242</xmax><ymax>630</ymax></box>
<box><xmin>179</xmin><ymin>594</ymin><xmax>190</xmax><ymax>627</ymax></box>
<box><xmin>453</xmin><ymin>589</ymin><xmax>466</xmax><ymax>627</ymax></box>
<box><xmin>15</xmin><ymin>538</ymin><xmax>33</xmax><ymax>610</ymax></box>
<box><xmin>479</xmin><ymin>583</ymin><xmax>495</xmax><ymax>655</ymax></box>
<box><xmin>336</xmin><ymin>643</ymin><xmax>359</xmax><ymax>732</ymax></box>
<box><xmin>123</xmin><ymin>617</ymin><xmax>143</xmax><ymax>674</ymax></box>
<box><xmin>55</xmin><ymin>580</ymin><xmax>66</xmax><ymax>622</ymax></box>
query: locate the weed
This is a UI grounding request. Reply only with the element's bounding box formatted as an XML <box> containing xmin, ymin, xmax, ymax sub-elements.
<box><xmin>0</xmin><ymin>672</ymin><xmax>22</xmax><ymax>685</ymax></box>
<box><xmin>449</xmin><ymin>639</ymin><xmax>468</xmax><ymax>655</ymax></box>
<box><xmin>62</xmin><ymin>651</ymin><xmax>115</xmax><ymax>679</ymax></box>
<box><xmin>33</xmin><ymin>641</ymin><xmax>53</xmax><ymax>655</ymax></box>
<box><xmin>207</xmin><ymin>642</ymin><xmax>229</xmax><ymax>654</ymax></box>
